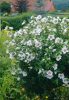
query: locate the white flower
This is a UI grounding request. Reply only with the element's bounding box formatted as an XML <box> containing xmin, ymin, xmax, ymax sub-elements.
<box><xmin>57</xmin><ymin>16</ymin><xmax>61</xmax><ymax>21</ymax></box>
<box><xmin>17</xmin><ymin>77</ymin><xmax>20</xmax><ymax>81</ymax></box>
<box><xmin>15</xmin><ymin>47</ymin><xmax>20</xmax><ymax>50</ymax></box>
<box><xmin>62</xmin><ymin>78</ymin><xmax>69</xmax><ymax>84</ymax></box>
<box><xmin>11</xmin><ymin>71</ymin><xmax>16</xmax><ymax>75</ymax></box>
<box><xmin>22</xmin><ymin>71</ymin><xmax>27</xmax><ymax>77</ymax></box>
<box><xmin>14</xmin><ymin>32</ymin><xmax>18</xmax><ymax>37</ymax></box>
<box><xmin>63</xmin><ymin>28</ymin><xmax>67</xmax><ymax>34</ymax></box>
<box><xmin>27</xmin><ymin>54</ymin><xmax>35</xmax><ymax>62</ymax></box>
<box><xmin>31</xmin><ymin>16</ymin><xmax>34</xmax><ymax>19</ymax></box>
<box><xmin>25</xmin><ymin>52</ymin><xmax>35</xmax><ymax>62</ymax></box>
<box><xmin>52</xmin><ymin>49</ymin><xmax>56</xmax><ymax>52</ymax></box>
<box><xmin>34</xmin><ymin>39</ymin><xmax>42</xmax><ymax>48</ymax></box>
<box><xmin>58</xmin><ymin>73</ymin><xmax>64</xmax><ymax>79</ymax></box>
<box><xmin>55</xmin><ymin>37</ymin><xmax>63</xmax><ymax>44</ymax></box>
<box><xmin>28</xmin><ymin>66</ymin><xmax>33</xmax><ymax>70</ymax></box>
<box><xmin>31</xmin><ymin>26</ymin><xmax>42</xmax><ymax>35</ymax></box>
<box><xmin>44</xmin><ymin>70</ymin><xmax>53</xmax><ymax>79</ymax></box>
<box><xmin>52</xmin><ymin>28</ymin><xmax>57</xmax><ymax>32</ymax></box>
<box><xmin>62</xmin><ymin>46</ymin><xmax>68</xmax><ymax>54</ymax></box>
<box><xmin>36</xmin><ymin>15</ymin><xmax>42</xmax><ymax>20</ymax></box>
<box><xmin>34</xmin><ymin>27</ymin><xmax>42</xmax><ymax>35</ymax></box>
<box><xmin>38</xmin><ymin>68</ymin><xmax>44</xmax><ymax>74</ymax></box>
<box><xmin>47</xmin><ymin>35</ymin><xmax>55</xmax><ymax>41</ymax></box>
<box><xmin>9</xmin><ymin>27</ymin><xmax>13</xmax><ymax>30</ymax></box>
<box><xmin>9</xmin><ymin>52</ymin><xmax>14</xmax><ymax>59</ymax></box>
<box><xmin>18</xmin><ymin>52</ymin><xmax>25</xmax><ymax>60</ymax></box>
<box><xmin>52</xmin><ymin>17</ymin><xmax>59</xmax><ymax>24</ymax></box>
<box><xmin>4</xmin><ymin>26</ymin><xmax>8</xmax><ymax>30</ymax></box>
<box><xmin>41</xmin><ymin>17</ymin><xmax>47</xmax><ymax>23</ymax></box>
<box><xmin>56</xmin><ymin>55</ymin><xmax>62</xmax><ymax>61</ymax></box>
<box><xmin>18</xmin><ymin>29</ymin><xmax>23</xmax><ymax>35</ymax></box>
<box><xmin>49</xmin><ymin>46</ymin><xmax>53</xmax><ymax>49</ymax></box>
<box><xmin>22</xmin><ymin>20</ymin><xmax>26</xmax><ymax>25</ymax></box>
<box><xmin>53</xmin><ymin>64</ymin><xmax>58</xmax><ymax>70</ymax></box>
<box><xmin>26</xmin><ymin>40</ymin><xmax>32</xmax><ymax>46</ymax></box>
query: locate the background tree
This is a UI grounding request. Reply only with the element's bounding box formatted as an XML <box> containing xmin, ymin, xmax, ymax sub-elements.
<box><xmin>0</xmin><ymin>1</ymin><xmax>11</xmax><ymax>13</ymax></box>
<box><xmin>35</xmin><ymin>0</ymin><xmax>44</xmax><ymax>12</ymax></box>
<box><xmin>15</xmin><ymin>0</ymin><xmax>29</xmax><ymax>13</ymax></box>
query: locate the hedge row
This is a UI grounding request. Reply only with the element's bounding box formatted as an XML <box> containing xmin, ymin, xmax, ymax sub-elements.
<box><xmin>1</xmin><ymin>12</ymin><xmax>69</xmax><ymax>30</ymax></box>
<box><xmin>1</xmin><ymin>12</ymin><xmax>35</xmax><ymax>30</ymax></box>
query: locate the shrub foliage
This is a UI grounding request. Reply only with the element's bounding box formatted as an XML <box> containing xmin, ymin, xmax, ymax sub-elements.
<box><xmin>5</xmin><ymin>15</ymin><xmax>69</xmax><ymax>99</ymax></box>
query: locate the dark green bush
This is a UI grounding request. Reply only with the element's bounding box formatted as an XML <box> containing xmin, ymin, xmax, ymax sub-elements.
<box><xmin>1</xmin><ymin>12</ymin><xmax>35</xmax><ymax>30</ymax></box>
<box><xmin>49</xmin><ymin>86</ymin><xmax>69</xmax><ymax>100</ymax></box>
<box><xmin>0</xmin><ymin>2</ymin><xmax>11</xmax><ymax>13</ymax></box>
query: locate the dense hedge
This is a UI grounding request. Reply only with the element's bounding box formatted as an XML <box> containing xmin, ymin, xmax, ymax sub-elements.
<box><xmin>1</xmin><ymin>12</ymin><xmax>35</xmax><ymax>30</ymax></box>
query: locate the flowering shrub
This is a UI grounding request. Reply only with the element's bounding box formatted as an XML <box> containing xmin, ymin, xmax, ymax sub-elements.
<box><xmin>6</xmin><ymin>15</ymin><xmax>69</xmax><ymax>96</ymax></box>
